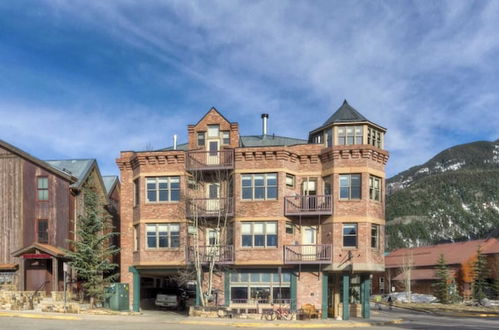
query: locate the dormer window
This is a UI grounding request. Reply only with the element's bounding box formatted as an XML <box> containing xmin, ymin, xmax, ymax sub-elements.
<box><xmin>311</xmin><ymin>133</ymin><xmax>322</xmax><ymax>144</ymax></box>
<box><xmin>337</xmin><ymin>126</ymin><xmax>363</xmax><ymax>145</ymax></box>
<box><xmin>207</xmin><ymin>125</ymin><xmax>220</xmax><ymax>138</ymax></box>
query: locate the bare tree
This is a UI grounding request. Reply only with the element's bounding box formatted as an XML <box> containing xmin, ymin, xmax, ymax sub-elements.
<box><xmin>399</xmin><ymin>252</ymin><xmax>414</xmax><ymax>303</ymax></box>
<box><xmin>177</xmin><ymin>153</ymin><xmax>234</xmax><ymax>307</ymax></box>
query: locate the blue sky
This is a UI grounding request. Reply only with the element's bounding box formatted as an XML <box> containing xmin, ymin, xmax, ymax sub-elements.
<box><xmin>1</xmin><ymin>1</ymin><xmax>499</xmax><ymax>177</ymax></box>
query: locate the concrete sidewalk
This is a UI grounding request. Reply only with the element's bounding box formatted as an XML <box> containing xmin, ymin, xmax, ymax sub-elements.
<box><xmin>0</xmin><ymin>309</ymin><xmax>404</xmax><ymax>328</ymax></box>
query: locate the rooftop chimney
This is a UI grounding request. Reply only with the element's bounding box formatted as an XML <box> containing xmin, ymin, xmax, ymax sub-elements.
<box><xmin>261</xmin><ymin>113</ymin><xmax>269</xmax><ymax>136</ymax></box>
<box><xmin>173</xmin><ymin>134</ymin><xmax>178</xmax><ymax>150</ymax></box>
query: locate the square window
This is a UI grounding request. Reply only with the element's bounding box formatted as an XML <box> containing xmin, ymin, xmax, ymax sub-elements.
<box><xmin>207</xmin><ymin>125</ymin><xmax>219</xmax><ymax>137</ymax></box>
<box><xmin>285</xmin><ymin>174</ymin><xmax>295</xmax><ymax>188</ymax></box>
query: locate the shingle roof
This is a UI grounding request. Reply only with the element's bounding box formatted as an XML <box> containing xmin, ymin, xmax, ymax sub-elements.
<box><xmin>102</xmin><ymin>176</ymin><xmax>119</xmax><ymax>196</ymax></box>
<box><xmin>45</xmin><ymin>159</ymin><xmax>95</xmax><ymax>188</ymax></box>
<box><xmin>240</xmin><ymin>135</ymin><xmax>307</xmax><ymax>147</ymax></box>
<box><xmin>386</xmin><ymin>238</ymin><xmax>499</xmax><ymax>268</ymax></box>
<box><xmin>322</xmin><ymin>100</ymin><xmax>368</xmax><ymax>126</ymax></box>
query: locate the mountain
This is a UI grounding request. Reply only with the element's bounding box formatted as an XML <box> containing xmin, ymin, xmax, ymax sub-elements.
<box><xmin>386</xmin><ymin>140</ymin><xmax>499</xmax><ymax>250</ymax></box>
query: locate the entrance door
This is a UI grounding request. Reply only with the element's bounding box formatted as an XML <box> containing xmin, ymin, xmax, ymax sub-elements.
<box><xmin>25</xmin><ymin>259</ymin><xmax>52</xmax><ymax>294</ymax></box>
<box><xmin>206</xmin><ymin>229</ymin><xmax>220</xmax><ymax>261</ymax></box>
<box><xmin>301</xmin><ymin>178</ymin><xmax>317</xmax><ymax>210</ymax></box>
<box><xmin>301</xmin><ymin>226</ymin><xmax>317</xmax><ymax>261</ymax></box>
<box><xmin>207</xmin><ymin>140</ymin><xmax>219</xmax><ymax>165</ymax></box>
<box><xmin>206</xmin><ymin>183</ymin><xmax>220</xmax><ymax>212</ymax></box>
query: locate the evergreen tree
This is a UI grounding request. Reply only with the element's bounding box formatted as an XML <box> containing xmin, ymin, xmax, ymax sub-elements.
<box><xmin>66</xmin><ymin>188</ymin><xmax>119</xmax><ymax>308</ymax></box>
<box><xmin>472</xmin><ymin>247</ymin><xmax>490</xmax><ymax>303</ymax></box>
<box><xmin>432</xmin><ymin>254</ymin><xmax>450</xmax><ymax>304</ymax></box>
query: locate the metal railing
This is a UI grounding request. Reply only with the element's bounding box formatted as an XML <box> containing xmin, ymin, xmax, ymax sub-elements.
<box><xmin>284</xmin><ymin>195</ymin><xmax>332</xmax><ymax>215</ymax></box>
<box><xmin>186</xmin><ymin>149</ymin><xmax>234</xmax><ymax>170</ymax></box>
<box><xmin>186</xmin><ymin>245</ymin><xmax>234</xmax><ymax>264</ymax></box>
<box><xmin>283</xmin><ymin>244</ymin><xmax>332</xmax><ymax>264</ymax></box>
<box><xmin>186</xmin><ymin>197</ymin><xmax>234</xmax><ymax>217</ymax></box>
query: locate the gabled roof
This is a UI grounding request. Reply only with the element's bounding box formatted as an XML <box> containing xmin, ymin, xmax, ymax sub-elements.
<box><xmin>192</xmin><ymin>107</ymin><xmax>234</xmax><ymax>127</ymax></box>
<box><xmin>0</xmin><ymin>139</ymin><xmax>76</xmax><ymax>182</ymax></box>
<box><xmin>240</xmin><ymin>135</ymin><xmax>307</xmax><ymax>147</ymax></box>
<box><xmin>45</xmin><ymin>159</ymin><xmax>95</xmax><ymax>188</ymax></box>
<box><xmin>102</xmin><ymin>175</ymin><xmax>119</xmax><ymax>196</ymax></box>
<box><xmin>386</xmin><ymin>238</ymin><xmax>499</xmax><ymax>268</ymax></box>
<box><xmin>12</xmin><ymin>243</ymin><xmax>66</xmax><ymax>258</ymax></box>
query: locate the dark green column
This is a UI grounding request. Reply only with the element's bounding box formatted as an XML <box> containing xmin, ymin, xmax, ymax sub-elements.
<box><xmin>342</xmin><ymin>272</ymin><xmax>350</xmax><ymax>320</ymax></box>
<box><xmin>224</xmin><ymin>270</ymin><xmax>230</xmax><ymax>307</ymax></box>
<box><xmin>195</xmin><ymin>282</ymin><xmax>201</xmax><ymax>306</ymax></box>
<box><xmin>129</xmin><ymin>266</ymin><xmax>140</xmax><ymax>312</ymax></box>
<box><xmin>362</xmin><ymin>274</ymin><xmax>371</xmax><ymax>319</ymax></box>
<box><xmin>290</xmin><ymin>272</ymin><xmax>297</xmax><ymax>311</ymax></box>
<box><xmin>321</xmin><ymin>272</ymin><xmax>328</xmax><ymax>319</ymax></box>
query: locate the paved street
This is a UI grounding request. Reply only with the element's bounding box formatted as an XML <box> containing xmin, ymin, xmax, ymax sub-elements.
<box><xmin>0</xmin><ymin>308</ymin><xmax>498</xmax><ymax>330</ymax></box>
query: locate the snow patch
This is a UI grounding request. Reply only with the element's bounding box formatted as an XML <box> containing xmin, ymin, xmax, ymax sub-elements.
<box><xmin>387</xmin><ymin>292</ymin><xmax>437</xmax><ymax>304</ymax></box>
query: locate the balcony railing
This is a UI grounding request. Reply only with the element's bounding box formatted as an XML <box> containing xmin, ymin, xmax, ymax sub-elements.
<box><xmin>284</xmin><ymin>244</ymin><xmax>332</xmax><ymax>264</ymax></box>
<box><xmin>284</xmin><ymin>195</ymin><xmax>332</xmax><ymax>216</ymax></box>
<box><xmin>186</xmin><ymin>197</ymin><xmax>234</xmax><ymax>218</ymax></box>
<box><xmin>186</xmin><ymin>149</ymin><xmax>234</xmax><ymax>171</ymax></box>
<box><xmin>186</xmin><ymin>245</ymin><xmax>234</xmax><ymax>264</ymax></box>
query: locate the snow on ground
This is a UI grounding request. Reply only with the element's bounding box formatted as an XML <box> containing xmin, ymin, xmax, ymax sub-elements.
<box><xmin>387</xmin><ymin>292</ymin><xmax>437</xmax><ymax>304</ymax></box>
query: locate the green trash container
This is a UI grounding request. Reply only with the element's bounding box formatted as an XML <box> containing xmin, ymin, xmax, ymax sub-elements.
<box><xmin>105</xmin><ymin>283</ymin><xmax>130</xmax><ymax>311</ymax></box>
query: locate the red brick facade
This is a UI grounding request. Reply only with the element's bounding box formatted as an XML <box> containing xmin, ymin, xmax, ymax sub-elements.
<box><xmin>117</xmin><ymin>105</ymin><xmax>388</xmax><ymax>318</ymax></box>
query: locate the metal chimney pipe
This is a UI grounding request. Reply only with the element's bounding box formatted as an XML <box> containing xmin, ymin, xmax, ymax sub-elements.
<box><xmin>173</xmin><ymin>134</ymin><xmax>178</xmax><ymax>150</ymax></box>
<box><xmin>261</xmin><ymin>113</ymin><xmax>269</xmax><ymax>136</ymax></box>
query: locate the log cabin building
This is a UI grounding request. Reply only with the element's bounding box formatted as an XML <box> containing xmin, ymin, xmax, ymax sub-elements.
<box><xmin>117</xmin><ymin>101</ymin><xmax>389</xmax><ymax>319</ymax></box>
<box><xmin>0</xmin><ymin>140</ymin><xmax>120</xmax><ymax>294</ymax></box>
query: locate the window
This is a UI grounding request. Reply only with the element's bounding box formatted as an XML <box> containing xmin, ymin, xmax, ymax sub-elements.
<box><xmin>241</xmin><ymin>222</ymin><xmax>277</xmax><ymax>248</ymax></box>
<box><xmin>367</xmin><ymin>127</ymin><xmax>382</xmax><ymax>148</ymax></box>
<box><xmin>339</xmin><ymin>174</ymin><xmax>361</xmax><ymax>199</ymax></box>
<box><xmin>326</xmin><ymin>127</ymin><xmax>333</xmax><ymax>147</ymax></box>
<box><xmin>207</xmin><ymin>125</ymin><xmax>219</xmax><ymax>137</ymax></box>
<box><xmin>241</xmin><ymin>173</ymin><xmax>277</xmax><ymax>200</ymax></box>
<box><xmin>146</xmin><ymin>223</ymin><xmax>180</xmax><ymax>249</ymax></box>
<box><xmin>133</xmin><ymin>179</ymin><xmax>140</xmax><ymax>206</ymax></box>
<box><xmin>133</xmin><ymin>225</ymin><xmax>139</xmax><ymax>251</ymax></box>
<box><xmin>285</xmin><ymin>222</ymin><xmax>294</xmax><ymax>234</ymax></box>
<box><xmin>323</xmin><ymin>176</ymin><xmax>332</xmax><ymax>195</ymax></box>
<box><xmin>337</xmin><ymin>126</ymin><xmax>363</xmax><ymax>145</ymax></box>
<box><xmin>369</xmin><ymin>176</ymin><xmax>381</xmax><ymax>201</ymax></box>
<box><xmin>37</xmin><ymin>219</ymin><xmax>48</xmax><ymax>243</ymax></box>
<box><xmin>197</xmin><ymin>132</ymin><xmax>205</xmax><ymax>146</ymax></box>
<box><xmin>146</xmin><ymin>177</ymin><xmax>180</xmax><ymax>202</ymax></box>
<box><xmin>343</xmin><ymin>224</ymin><xmax>357</xmax><ymax>247</ymax></box>
<box><xmin>222</xmin><ymin>131</ymin><xmax>230</xmax><ymax>145</ymax></box>
<box><xmin>311</xmin><ymin>133</ymin><xmax>322</xmax><ymax>144</ymax></box>
<box><xmin>285</xmin><ymin>174</ymin><xmax>295</xmax><ymax>188</ymax></box>
<box><xmin>379</xmin><ymin>277</ymin><xmax>385</xmax><ymax>294</ymax></box>
<box><xmin>371</xmin><ymin>224</ymin><xmax>379</xmax><ymax>249</ymax></box>
<box><xmin>37</xmin><ymin>177</ymin><xmax>48</xmax><ymax>201</ymax></box>
<box><xmin>230</xmin><ymin>272</ymin><xmax>291</xmax><ymax>303</ymax></box>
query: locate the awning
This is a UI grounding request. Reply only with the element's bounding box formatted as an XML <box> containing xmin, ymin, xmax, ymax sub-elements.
<box><xmin>0</xmin><ymin>263</ymin><xmax>18</xmax><ymax>271</ymax></box>
<box><xmin>11</xmin><ymin>243</ymin><xmax>66</xmax><ymax>258</ymax></box>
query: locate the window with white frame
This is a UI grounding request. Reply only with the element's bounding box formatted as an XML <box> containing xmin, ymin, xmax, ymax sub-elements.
<box><xmin>339</xmin><ymin>174</ymin><xmax>361</xmax><ymax>199</ymax></box>
<box><xmin>241</xmin><ymin>222</ymin><xmax>277</xmax><ymax>247</ymax></box>
<box><xmin>285</xmin><ymin>174</ymin><xmax>295</xmax><ymax>188</ymax></box>
<box><xmin>146</xmin><ymin>176</ymin><xmax>180</xmax><ymax>202</ymax></box>
<box><xmin>146</xmin><ymin>223</ymin><xmax>180</xmax><ymax>248</ymax></box>
<box><xmin>337</xmin><ymin>126</ymin><xmax>363</xmax><ymax>145</ymax></box>
<box><xmin>343</xmin><ymin>223</ymin><xmax>357</xmax><ymax>247</ymax></box>
<box><xmin>241</xmin><ymin>173</ymin><xmax>277</xmax><ymax>200</ymax></box>
<box><xmin>367</xmin><ymin>127</ymin><xmax>382</xmax><ymax>148</ymax></box>
<box><xmin>197</xmin><ymin>132</ymin><xmax>205</xmax><ymax>146</ymax></box>
<box><xmin>369</xmin><ymin>175</ymin><xmax>381</xmax><ymax>201</ymax></box>
<box><xmin>222</xmin><ymin>131</ymin><xmax>230</xmax><ymax>144</ymax></box>
<box><xmin>207</xmin><ymin>125</ymin><xmax>220</xmax><ymax>137</ymax></box>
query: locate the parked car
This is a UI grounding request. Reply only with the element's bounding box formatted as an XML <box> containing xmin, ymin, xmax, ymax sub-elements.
<box><xmin>155</xmin><ymin>292</ymin><xmax>179</xmax><ymax>309</ymax></box>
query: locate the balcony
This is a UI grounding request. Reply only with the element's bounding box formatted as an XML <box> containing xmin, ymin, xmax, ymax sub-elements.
<box><xmin>283</xmin><ymin>244</ymin><xmax>332</xmax><ymax>264</ymax></box>
<box><xmin>186</xmin><ymin>245</ymin><xmax>234</xmax><ymax>264</ymax></box>
<box><xmin>284</xmin><ymin>195</ymin><xmax>332</xmax><ymax>216</ymax></box>
<box><xmin>186</xmin><ymin>197</ymin><xmax>234</xmax><ymax>218</ymax></box>
<box><xmin>186</xmin><ymin>150</ymin><xmax>234</xmax><ymax>171</ymax></box>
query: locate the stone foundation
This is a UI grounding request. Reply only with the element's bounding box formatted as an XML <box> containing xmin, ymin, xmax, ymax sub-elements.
<box><xmin>0</xmin><ymin>291</ymin><xmax>45</xmax><ymax>310</ymax></box>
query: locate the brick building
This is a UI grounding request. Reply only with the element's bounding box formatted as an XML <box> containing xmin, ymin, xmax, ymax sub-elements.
<box><xmin>117</xmin><ymin>101</ymin><xmax>389</xmax><ymax>319</ymax></box>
